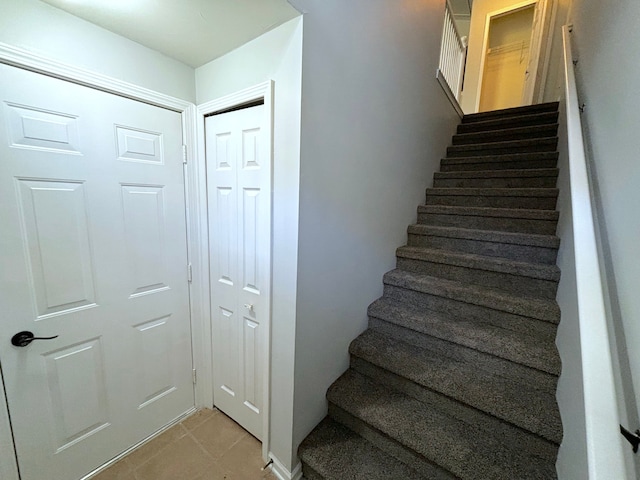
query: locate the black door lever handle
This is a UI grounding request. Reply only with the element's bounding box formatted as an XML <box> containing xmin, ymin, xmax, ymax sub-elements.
<box><xmin>11</xmin><ymin>331</ymin><xmax>59</xmax><ymax>347</ymax></box>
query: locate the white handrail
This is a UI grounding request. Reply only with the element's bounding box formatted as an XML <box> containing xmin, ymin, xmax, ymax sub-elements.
<box><xmin>561</xmin><ymin>24</ymin><xmax>628</xmax><ymax>479</ymax></box>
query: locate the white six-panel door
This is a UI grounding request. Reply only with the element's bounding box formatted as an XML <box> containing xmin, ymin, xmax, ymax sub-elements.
<box><xmin>0</xmin><ymin>64</ymin><xmax>194</xmax><ymax>480</ymax></box>
<box><xmin>206</xmin><ymin>105</ymin><xmax>269</xmax><ymax>440</ymax></box>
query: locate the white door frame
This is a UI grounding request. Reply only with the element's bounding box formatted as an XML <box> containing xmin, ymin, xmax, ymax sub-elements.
<box><xmin>197</xmin><ymin>81</ymin><xmax>274</xmax><ymax>463</ymax></box>
<box><xmin>0</xmin><ymin>42</ymin><xmax>209</xmax><ymax>480</ymax></box>
<box><xmin>474</xmin><ymin>0</ymin><xmax>544</xmax><ymax>112</ymax></box>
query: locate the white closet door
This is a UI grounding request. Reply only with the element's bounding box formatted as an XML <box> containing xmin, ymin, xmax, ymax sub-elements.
<box><xmin>206</xmin><ymin>104</ymin><xmax>269</xmax><ymax>439</ymax></box>
<box><xmin>0</xmin><ymin>64</ymin><xmax>194</xmax><ymax>480</ymax></box>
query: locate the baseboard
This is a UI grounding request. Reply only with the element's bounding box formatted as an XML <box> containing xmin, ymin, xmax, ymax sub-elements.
<box><xmin>270</xmin><ymin>454</ymin><xmax>303</xmax><ymax>480</ymax></box>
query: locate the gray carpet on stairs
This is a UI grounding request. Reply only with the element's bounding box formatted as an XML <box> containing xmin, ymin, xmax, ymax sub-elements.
<box><xmin>298</xmin><ymin>102</ymin><xmax>563</xmax><ymax>479</ymax></box>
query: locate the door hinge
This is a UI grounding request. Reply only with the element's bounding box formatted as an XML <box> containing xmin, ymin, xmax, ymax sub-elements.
<box><xmin>192</xmin><ymin>368</ymin><xmax>197</xmax><ymax>385</ymax></box>
<box><xmin>187</xmin><ymin>263</ymin><xmax>193</xmax><ymax>283</ymax></box>
<box><xmin>182</xmin><ymin>144</ymin><xmax>188</xmax><ymax>164</ymax></box>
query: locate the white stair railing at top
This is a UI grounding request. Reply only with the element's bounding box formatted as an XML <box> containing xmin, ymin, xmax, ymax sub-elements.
<box><xmin>561</xmin><ymin>24</ymin><xmax>629</xmax><ymax>479</ymax></box>
<box><xmin>438</xmin><ymin>2</ymin><xmax>467</xmax><ymax>102</ymax></box>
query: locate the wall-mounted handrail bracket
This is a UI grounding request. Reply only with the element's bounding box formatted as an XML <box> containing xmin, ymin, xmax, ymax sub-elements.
<box><xmin>620</xmin><ymin>425</ymin><xmax>640</xmax><ymax>453</ymax></box>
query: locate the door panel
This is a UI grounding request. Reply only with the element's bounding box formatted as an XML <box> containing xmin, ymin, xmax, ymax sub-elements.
<box><xmin>206</xmin><ymin>105</ymin><xmax>268</xmax><ymax>440</ymax></box>
<box><xmin>17</xmin><ymin>179</ymin><xmax>97</xmax><ymax>317</ymax></box>
<box><xmin>0</xmin><ymin>64</ymin><xmax>194</xmax><ymax>480</ymax></box>
<box><xmin>44</xmin><ymin>338</ymin><xmax>110</xmax><ymax>453</ymax></box>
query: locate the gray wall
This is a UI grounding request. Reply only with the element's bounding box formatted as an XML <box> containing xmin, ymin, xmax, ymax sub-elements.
<box><xmin>288</xmin><ymin>0</ymin><xmax>460</xmax><ymax>456</ymax></box>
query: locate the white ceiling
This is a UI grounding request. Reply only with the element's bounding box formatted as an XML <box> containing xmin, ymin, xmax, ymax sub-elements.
<box><xmin>449</xmin><ymin>0</ymin><xmax>473</xmax><ymax>16</ymax></box>
<box><xmin>41</xmin><ymin>0</ymin><xmax>301</xmax><ymax>68</ymax></box>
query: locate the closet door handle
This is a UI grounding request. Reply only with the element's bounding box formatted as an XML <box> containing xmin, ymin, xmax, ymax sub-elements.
<box><xmin>11</xmin><ymin>331</ymin><xmax>59</xmax><ymax>347</ymax></box>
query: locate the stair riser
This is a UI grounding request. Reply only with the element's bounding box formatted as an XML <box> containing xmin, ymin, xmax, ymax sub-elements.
<box><xmin>407</xmin><ymin>233</ymin><xmax>558</xmax><ymax>265</ymax></box>
<box><xmin>300</xmin><ymin>464</ymin><xmax>323</xmax><ymax>480</ymax></box>
<box><xmin>368</xmin><ymin>315</ymin><xmax>560</xmax><ymax>376</ymax></box>
<box><xmin>328</xmin><ymin>405</ymin><xmax>456</xmax><ymax>479</ymax></box>
<box><xmin>433</xmin><ymin>176</ymin><xmax>557</xmax><ymax>188</ymax></box>
<box><xmin>462</xmin><ymin>103</ymin><xmax>559</xmax><ymax>123</ymax></box>
<box><xmin>447</xmin><ymin>141</ymin><xmax>558</xmax><ymax>157</ymax></box>
<box><xmin>425</xmin><ymin>194</ymin><xmax>557</xmax><ymax>210</ymax></box>
<box><xmin>441</xmin><ymin>159</ymin><xmax>558</xmax><ymax>172</ymax></box>
<box><xmin>452</xmin><ymin>126</ymin><xmax>559</xmax><ymax>145</ymax></box>
<box><xmin>382</xmin><ymin>285</ymin><xmax>557</xmax><ymax>340</ymax></box>
<box><xmin>418</xmin><ymin>212</ymin><xmax>558</xmax><ymax>235</ymax></box>
<box><xmin>351</xmin><ymin>356</ymin><xmax>561</xmax><ymax>450</ymax></box>
<box><xmin>457</xmin><ymin>112</ymin><xmax>559</xmax><ymax>134</ymax></box>
<box><xmin>395</xmin><ymin>257</ymin><xmax>559</xmax><ymax>299</ymax></box>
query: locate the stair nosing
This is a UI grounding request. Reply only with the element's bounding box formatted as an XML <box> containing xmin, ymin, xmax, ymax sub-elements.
<box><xmin>462</xmin><ymin>102</ymin><xmax>559</xmax><ymax>123</ymax></box>
<box><xmin>418</xmin><ymin>204</ymin><xmax>559</xmax><ymax>220</ymax></box>
<box><xmin>426</xmin><ymin>187</ymin><xmax>559</xmax><ymax>197</ymax></box>
<box><xmin>328</xmin><ymin>370</ymin><xmax>559</xmax><ymax>479</ymax></box>
<box><xmin>299</xmin><ymin>418</ymin><xmax>428</xmax><ymax>480</ymax></box>
<box><xmin>448</xmin><ymin>136</ymin><xmax>558</xmax><ymax>150</ymax></box>
<box><xmin>442</xmin><ymin>151</ymin><xmax>559</xmax><ymax>162</ymax></box>
<box><xmin>453</xmin><ymin>123</ymin><xmax>559</xmax><ymax>142</ymax></box>
<box><xmin>407</xmin><ymin>224</ymin><xmax>560</xmax><ymax>248</ymax></box>
<box><xmin>349</xmin><ymin>329</ymin><xmax>561</xmax><ymax>440</ymax></box>
<box><xmin>383</xmin><ymin>269</ymin><xmax>560</xmax><ymax>323</ymax></box>
<box><xmin>457</xmin><ymin>111</ymin><xmax>559</xmax><ymax>133</ymax></box>
<box><xmin>396</xmin><ymin>245</ymin><xmax>560</xmax><ymax>281</ymax></box>
<box><xmin>434</xmin><ymin>168</ymin><xmax>559</xmax><ymax>179</ymax></box>
<box><xmin>367</xmin><ymin>297</ymin><xmax>560</xmax><ymax>375</ymax></box>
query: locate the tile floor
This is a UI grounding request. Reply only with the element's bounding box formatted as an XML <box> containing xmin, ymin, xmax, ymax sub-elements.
<box><xmin>93</xmin><ymin>408</ymin><xmax>277</xmax><ymax>480</ymax></box>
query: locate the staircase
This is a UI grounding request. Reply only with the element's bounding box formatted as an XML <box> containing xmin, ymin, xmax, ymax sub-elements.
<box><xmin>298</xmin><ymin>102</ymin><xmax>563</xmax><ymax>479</ymax></box>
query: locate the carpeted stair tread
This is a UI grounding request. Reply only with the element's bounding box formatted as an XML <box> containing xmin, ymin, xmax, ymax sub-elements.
<box><xmin>426</xmin><ymin>187</ymin><xmax>558</xmax><ymax>210</ymax></box>
<box><xmin>299</xmin><ymin>417</ymin><xmax>427</xmax><ymax>480</ymax></box>
<box><xmin>407</xmin><ymin>224</ymin><xmax>559</xmax><ymax>264</ymax></box>
<box><xmin>350</xmin><ymin>353</ymin><xmax>559</xmax><ymax>464</ymax></box>
<box><xmin>349</xmin><ymin>329</ymin><xmax>561</xmax><ymax>441</ymax></box>
<box><xmin>418</xmin><ymin>204</ymin><xmax>559</xmax><ymax>220</ymax></box>
<box><xmin>452</xmin><ymin>124</ymin><xmax>559</xmax><ymax>145</ymax></box>
<box><xmin>396</xmin><ymin>246</ymin><xmax>559</xmax><ymax>298</ymax></box>
<box><xmin>367</xmin><ymin>297</ymin><xmax>560</xmax><ymax>374</ymax></box>
<box><xmin>462</xmin><ymin>102</ymin><xmax>559</xmax><ymax>123</ymax></box>
<box><xmin>396</xmin><ymin>245</ymin><xmax>560</xmax><ymax>282</ymax></box>
<box><xmin>457</xmin><ymin>111</ymin><xmax>559</xmax><ymax>134</ymax></box>
<box><xmin>447</xmin><ymin>137</ymin><xmax>558</xmax><ymax>157</ymax></box>
<box><xmin>433</xmin><ymin>168</ymin><xmax>558</xmax><ymax>188</ymax></box>
<box><xmin>441</xmin><ymin>151</ymin><xmax>559</xmax><ymax>172</ymax></box>
<box><xmin>383</xmin><ymin>268</ymin><xmax>560</xmax><ymax>323</ymax></box>
<box><xmin>407</xmin><ymin>224</ymin><xmax>560</xmax><ymax>249</ymax></box>
<box><xmin>418</xmin><ymin>205</ymin><xmax>559</xmax><ymax>235</ymax></box>
<box><xmin>436</xmin><ymin>167</ymin><xmax>559</xmax><ymax>179</ymax></box>
<box><xmin>327</xmin><ymin>370</ymin><xmax>558</xmax><ymax>480</ymax></box>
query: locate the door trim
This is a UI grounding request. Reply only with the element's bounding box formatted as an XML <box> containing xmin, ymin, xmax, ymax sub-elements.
<box><xmin>475</xmin><ymin>0</ymin><xmax>539</xmax><ymax>112</ymax></box>
<box><xmin>197</xmin><ymin>81</ymin><xmax>274</xmax><ymax>462</ymax></box>
<box><xmin>0</xmin><ymin>42</ymin><xmax>206</xmax><ymax>480</ymax></box>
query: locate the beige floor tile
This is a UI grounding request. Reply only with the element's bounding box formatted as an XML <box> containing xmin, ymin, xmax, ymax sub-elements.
<box><xmin>191</xmin><ymin>413</ymin><xmax>246</xmax><ymax>459</ymax></box>
<box><xmin>91</xmin><ymin>457</ymin><xmax>135</xmax><ymax>480</ymax></box>
<box><xmin>192</xmin><ymin>462</ymin><xmax>234</xmax><ymax>480</ymax></box>
<box><xmin>181</xmin><ymin>408</ymin><xmax>217</xmax><ymax>432</ymax></box>
<box><xmin>96</xmin><ymin>409</ymin><xmax>269</xmax><ymax>480</ymax></box>
<box><xmin>134</xmin><ymin>434</ymin><xmax>214</xmax><ymax>480</ymax></box>
<box><xmin>125</xmin><ymin>423</ymin><xmax>189</xmax><ymax>468</ymax></box>
<box><xmin>216</xmin><ymin>435</ymin><xmax>270</xmax><ymax>480</ymax></box>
